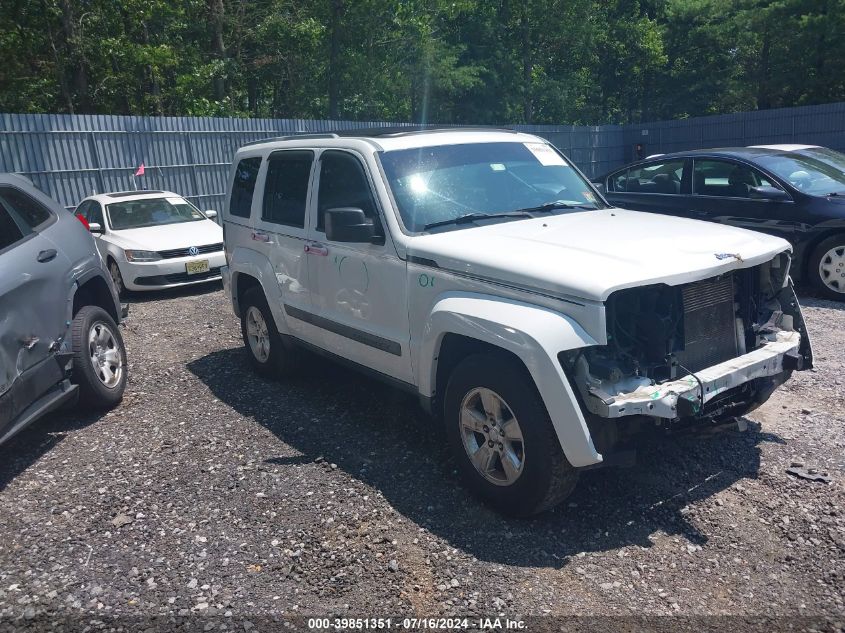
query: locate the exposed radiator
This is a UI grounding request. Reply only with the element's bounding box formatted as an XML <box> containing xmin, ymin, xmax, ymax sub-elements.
<box><xmin>675</xmin><ymin>274</ymin><xmax>738</xmax><ymax>373</ymax></box>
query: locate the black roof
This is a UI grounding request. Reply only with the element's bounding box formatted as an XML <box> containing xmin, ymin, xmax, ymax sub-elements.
<box><xmin>642</xmin><ymin>145</ymin><xmax>821</xmax><ymax>161</ymax></box>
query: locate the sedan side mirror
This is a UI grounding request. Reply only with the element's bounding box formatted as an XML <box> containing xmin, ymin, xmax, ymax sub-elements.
<box><xmin>593</xmin><ymin>182</ymin><xmax>606</xmax><ymax>194</ymax></box>
<box><xmin>204</xmin><ymin>209</ymin><xmax>218</xmax><ymax>219</ymax></box>
<box><xmin>325</xmin><ymin>208</ymin><xmax>376</xmax><ymax>243</ymax></box>
<box><xmin>750</xmin><ymin>186</ymin><xmax>791</xmax><ymax>202</ymax></box>
<box><xmin>88</xmin><ymin>222</ymin><xmax>104</xmax><ymax>234</ymax></box>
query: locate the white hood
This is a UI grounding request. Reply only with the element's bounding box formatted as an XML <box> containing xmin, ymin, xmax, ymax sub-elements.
<box><xmin>107</xmin><ymin>219</ymin><xmax>223</xmax><ymax>251</ymax></box>
<box><xmin>406</xmin><ymin>208</ymin><xmax>791</xmax><ymax>302</ymax></box>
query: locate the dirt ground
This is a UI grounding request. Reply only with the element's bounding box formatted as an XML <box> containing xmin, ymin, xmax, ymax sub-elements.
<box><xmin>0</xmin><ymin>283</ymin><xmax>842</xmax><ymax>631</ymax></box>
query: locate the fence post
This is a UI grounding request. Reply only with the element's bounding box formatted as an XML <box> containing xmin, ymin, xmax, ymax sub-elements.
<box><xmin>183</xmin><ymin>131</ymin><xmax>203</xmax><ymax>215</ymax></box>
<box><xmin>87</xmin><ymin>131</ymin><xmax>105</xmax><ymax>196</ymax></box>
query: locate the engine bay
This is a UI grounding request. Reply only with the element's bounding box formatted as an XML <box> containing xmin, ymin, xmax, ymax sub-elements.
<box><xmin>565</xmin><ymin>252</ymin><xmax>812</xmax><ymax>421</ymax></box>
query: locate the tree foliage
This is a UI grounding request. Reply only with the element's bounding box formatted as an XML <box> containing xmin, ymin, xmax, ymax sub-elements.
<box><xmin>0</xmin><ymin>0</ymin><xmax>842</xmax><ymax>123</ymax></box>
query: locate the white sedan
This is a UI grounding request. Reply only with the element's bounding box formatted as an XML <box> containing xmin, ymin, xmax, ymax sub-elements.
<box><xmin>75</xmin><ymin>190</ymin><xmax>226</xmax><ymax>294</ymax></box>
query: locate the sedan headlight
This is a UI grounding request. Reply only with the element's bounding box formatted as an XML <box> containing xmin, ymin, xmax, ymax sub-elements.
<box><xmin>124</xmin><ymin>249</ymin><xmax>161</xmax><ymax>262</ymax></box>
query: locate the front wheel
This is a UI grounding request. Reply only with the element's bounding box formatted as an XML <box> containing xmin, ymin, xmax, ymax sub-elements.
<box><xmin>108</xmin><ymin>260</ymin><xmax>126</xmax><ymax>298</ymax></box>
<box><xmin>809</xmin><ymin>235</ymin><xmax>845</xmax><ymax>300</ymax></box>
<box><xmin>444</xmin><ymin>354</ymin><xmax>578</xmax><ymax>517</ymax></box>
<box><xmin>70</xmin><ymin>306</ymin><xmax>127</xmax><ymax>409</ymax></box>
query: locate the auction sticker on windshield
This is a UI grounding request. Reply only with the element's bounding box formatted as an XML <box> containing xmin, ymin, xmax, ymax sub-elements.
<box><xmin>524</xmin><ymin>142</ymin><xmax>567</xmax><ymax>166</ymax></box>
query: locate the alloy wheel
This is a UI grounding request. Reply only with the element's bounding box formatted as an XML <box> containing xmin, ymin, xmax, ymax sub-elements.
<box><xmin>88</xmin><ymin>321</ymin><xmax>123</xmax><ymax>388</ymax></box>
<box><xmin>245</xmin><ymin>306</ymin><xmax>271</xmax><ymax>363</ymax></box>
<box><xmin>459</xmin><ymin>387</ymin><xmax>525</xmax><ymax>486</ymax></box>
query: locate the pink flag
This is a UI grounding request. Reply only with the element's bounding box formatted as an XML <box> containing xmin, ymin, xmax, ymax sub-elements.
<box><xmin>134</xmin><ymin>163</ymin><xmax>145</xmax><ymax>177</ymax></box>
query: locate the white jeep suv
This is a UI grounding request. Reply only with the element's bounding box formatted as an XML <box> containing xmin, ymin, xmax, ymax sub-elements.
<box><xmin>221</xmin><ymin>128</ymin><xmax>812</xmax><ymax>516</ymax></box>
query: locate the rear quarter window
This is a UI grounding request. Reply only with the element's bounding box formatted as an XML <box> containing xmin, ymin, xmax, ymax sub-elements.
<box><xmin>0</xmin><ymin>205</ymin><xmax>25</xmax><ymax>251</ymax></box>
<box><xmin>0</xmin><ymin>186</ymin><xmax>53</xmax><ymax>228</ymax></box>
<box><xmin>229</xmin><ymin>157</ymin><xmax>262</xmax><ymax>219</ymax></box>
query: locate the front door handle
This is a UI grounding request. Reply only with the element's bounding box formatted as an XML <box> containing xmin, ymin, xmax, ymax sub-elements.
<box><xmin>251</xmin><ymin>231</ymin><xmax>271</xmax><ymax>243</ymax></box>
<box><xmin>37</xmin><ymin>249</ymin><xmax>57</xmax><ymax>263</ymax></box>
<box><xmin>304</xmin><ymin>242</ymin><xmax>329</xmax><ymax>256</ymax></box>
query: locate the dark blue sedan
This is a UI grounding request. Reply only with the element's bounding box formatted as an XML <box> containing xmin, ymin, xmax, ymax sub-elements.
<box><xmin>593</xmin><ymin>145</ymin><xmax>845</xmax><ymax>300</ymax></box>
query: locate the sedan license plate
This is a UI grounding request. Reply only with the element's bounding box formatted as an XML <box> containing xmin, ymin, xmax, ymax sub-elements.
<box><xmin>186</xmin><ymin>259</ymin><xmax>210</xmax><ymax>275</ymax></box>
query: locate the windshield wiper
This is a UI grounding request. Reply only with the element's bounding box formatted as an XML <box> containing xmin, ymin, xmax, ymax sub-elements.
<box><xmin>826</xmin><ymin>191</ymin><xmax>845</xmax><ymax>197</ymax></box>
<box><xmin>423</xmin><ymin>211</ymin><xmax>533</xmax><ymax>231</ymax></box>
<box><xmin>511</xmin><ymin>200</ymin><xmax>597</xmax><ymax>214</ymax></box>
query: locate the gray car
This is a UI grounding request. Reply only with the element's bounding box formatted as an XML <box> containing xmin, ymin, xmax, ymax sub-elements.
<box><xmin>0</xmin><ymin>174</ymin><xmax>128</xmax><ymax>444</ymax></box>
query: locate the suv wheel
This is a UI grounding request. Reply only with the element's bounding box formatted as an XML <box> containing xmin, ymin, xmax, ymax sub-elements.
<box><xmin>810</xmin><ymin>235</ymin><xmax>845</xmax><ymax>300</ymax></box>
<box><xmin>444</xmin><ymin>353</ymin><xmax>578</xmax><ymax>516</ymax></box>
<box><xmin>240</xmin><ymin>287</ymin><xmax>299</xmax><ymax>378</ymax></box>
<box><xmin>70</xmin><ymin>306</ymin><xmax>127</xmax><ymax>408</ymax></box>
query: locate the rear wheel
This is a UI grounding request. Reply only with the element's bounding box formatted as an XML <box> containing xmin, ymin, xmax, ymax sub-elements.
<box><xmin>240</xmin><ymin>287</ymin><xmax>299</xmax><ymax>378</ymax></box>
<box><xmin>809</xmin><ymin>235</ymin><xmax>845</xmax><ymax>300</ymax></box>
<box><xmin>70</xmin><ymin>306</ymin><xmax>127</xmax><ymax>409</ymax></box>
<box><xmin>444</xmin><ymin>353</ymin><xmax>578</xmax><ymax>516</ymax></box>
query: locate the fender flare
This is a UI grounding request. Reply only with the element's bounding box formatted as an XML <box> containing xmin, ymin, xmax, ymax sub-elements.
<box><xmin>419</xmin><ymin>292</ymin><xmax>602</xmax><ymax>467</ymax></box>
<box><xmin>228</xmin><ymin>246</ymin><xmax>291</xmax><ymax>335</ymax></box>
<box><xmin>67</xmin><ymin>261</ymin><xmax>122</xmax><ymax>324</ymax></box>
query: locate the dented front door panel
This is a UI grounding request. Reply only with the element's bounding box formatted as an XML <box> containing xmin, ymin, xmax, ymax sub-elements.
<box><xmin>0</xmin><ymin>231</ymin><xmax>71</xmax><ymax>403</ymax></box>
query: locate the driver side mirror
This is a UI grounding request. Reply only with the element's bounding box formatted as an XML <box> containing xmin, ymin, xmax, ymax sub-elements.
<box><xmin>325</xmin><ymin>208</ymin><xmax>378</xmax><ymax>243</ymax></box>
<box><xmin>593</xmin><ymin>182</ymin><xmax>606</xmax><ymax>194</ymax></box>
<box><xmin>88</xmin><ymin>222</ymin><xmax>103</xmax><ymax>234</ymax></box>
<box><xmin>204</xmin><ymin>209</ymin><xmax>218</xmax><ymax>219</ymax></box>
<box><xmin>750</xmin><ymin>186</ymin><xmax>790</xmax><ymax>201</ymax></box>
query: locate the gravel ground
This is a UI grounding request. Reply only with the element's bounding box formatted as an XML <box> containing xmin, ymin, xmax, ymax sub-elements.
<box><xmin>0</xmin><ymin>282</ymin><xmax>843</xmax><ymax>631</ymax></box>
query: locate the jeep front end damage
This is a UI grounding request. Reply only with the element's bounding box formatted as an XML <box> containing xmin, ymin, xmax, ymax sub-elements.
<box><xmin>565</xmin><ymin>253</ymin><xmax>812</xmax><ymax>425</ymax></box>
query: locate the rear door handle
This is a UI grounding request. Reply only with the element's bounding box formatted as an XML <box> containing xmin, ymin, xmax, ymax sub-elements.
<box><xmin>304</xmin><ymin>242</ymin><xmax>329</xmax><ymax>256</ymax></box>
<box><xmin>37</xmin><ymin>249</ymin><xmax>57</xmax><ymax>263</ymax></box>
<box><xmin>251</xmin><ymin>231</ymin><xmax>271</xmax><ymax>243</ymax></box>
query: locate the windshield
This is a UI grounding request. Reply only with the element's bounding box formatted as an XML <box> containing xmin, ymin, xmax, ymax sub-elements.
<box><xmin>379</xmin><ymin>141</ymin><xmax>603</xmax><ymax>232</ymax></box>
<box><xmin>755</xmin><ymin>148</ymin><xmax>845</xmax><ymax>196</ymax></box>
<box><xmin>106</xmin><ymin>197</ymin><xmax>207</xmax><ymax>230</ymax></box>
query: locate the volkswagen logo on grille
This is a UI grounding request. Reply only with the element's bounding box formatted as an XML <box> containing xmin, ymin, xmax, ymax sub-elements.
<box><xmin>188</xmin><ymin>246</ymin><xmax>199</xmax><ymax>257</ymax></box>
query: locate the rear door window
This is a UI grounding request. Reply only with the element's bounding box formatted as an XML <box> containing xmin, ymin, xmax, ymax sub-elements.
<box><xmin>614</xmin><ymin>159</ymin><xmax>686</xmax><ymax>194</ymax></box>
<box><xmin>262</xmin><ymin>150</ymin><xmax>314</xmax><ymax>229</ymax></box>
<box><xmin>229</xmin><ymin>157</ymin><xmax>262</xmax><ymax>218</ymax></box>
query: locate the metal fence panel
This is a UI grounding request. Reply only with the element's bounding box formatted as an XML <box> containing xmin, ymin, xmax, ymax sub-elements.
<box><xmin>1</xmin><ymin>103</ymin><xmax>843</xmax><ymax>211</ymax></box>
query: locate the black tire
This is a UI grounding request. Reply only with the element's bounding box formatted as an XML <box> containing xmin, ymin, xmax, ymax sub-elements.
<box><xmin>108</xmin><ymin>259</ymin><xmax>127</xmax><ymax>298</ymax></box>
<box><xmin>240</xmin><ymin>287</ymin><xmax>299</xmax><ymax>378</ymax></box>
<box><xmin>444</xmin><ymin>353</ymin><xmax>579</xmax><ymax>517</ymax></box>
<box><xmin>70</xmin><ymin>306</ymin><xmax>127</xmax><ymax>409</ymax></box>
<box><xmin>808</xmin><ymin>234</ymin><xmax>845</xmax><ymax>300</ymax></box>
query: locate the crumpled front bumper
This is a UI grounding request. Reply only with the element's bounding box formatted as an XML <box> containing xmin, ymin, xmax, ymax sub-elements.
<box><xmin>596</xmin><ymin>330</ymin><xmax>802</xmax><ymax>419</ymax></box>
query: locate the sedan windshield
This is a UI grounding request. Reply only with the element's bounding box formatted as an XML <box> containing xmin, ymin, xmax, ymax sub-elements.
<box><xmin>106</xmin><ymin>197</ymin><xmax>206</xmax><ymax>230</ymax></box>
<box><xmin>379</xmin><ymin>141</ymin><xmax>603</xmax><ymax>232</ymax></box>
<box><xmin>755</xmin><ymin>148</ymin><xmax>845</xmax><ymax>196</ymax></box>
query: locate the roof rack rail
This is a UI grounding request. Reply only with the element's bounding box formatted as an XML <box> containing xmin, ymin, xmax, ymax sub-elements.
<box><xmin>242</xmin><ymin>133</ymin><xmax>339</xmax><ymax>147</ymax></box>
<box><xmin>335</xmin><ymin>126</ymin><xmax>517</xmax><ymax>138</ymax></box>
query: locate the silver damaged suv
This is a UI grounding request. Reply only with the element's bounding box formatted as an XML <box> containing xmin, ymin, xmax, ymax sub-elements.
<box><xmin>0</xmin><ymin>174</ymin><xmax>128</xmax><ymax>444</ymax></box>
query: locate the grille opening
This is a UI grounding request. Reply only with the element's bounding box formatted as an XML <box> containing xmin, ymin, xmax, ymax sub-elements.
<box><xmin>157</xmin><ymin>243</ymin><xmax>224</xmax><ymax>259</ymax></box>
<box><xmin>675</xmin><ymin>274</ymin><xmax>738</xmax><ymax>373</ymax></box>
